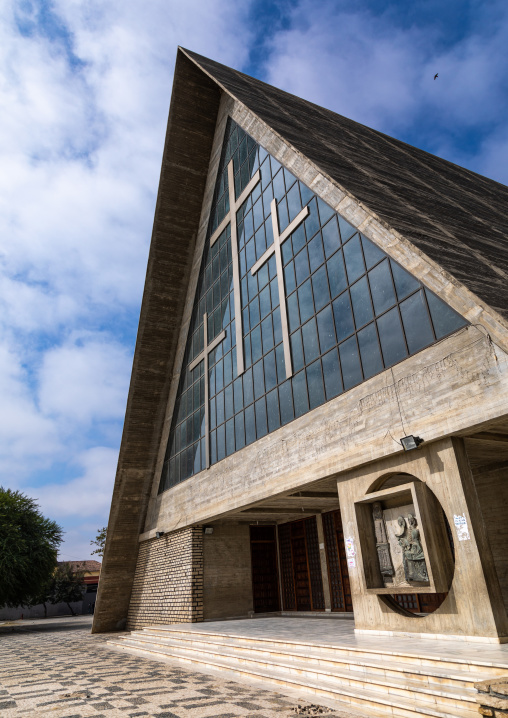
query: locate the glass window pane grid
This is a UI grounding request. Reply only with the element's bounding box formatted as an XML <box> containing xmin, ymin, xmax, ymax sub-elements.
<box><xmin>159</xmin><ymin>118</ymin><xmax>468</xmax><ymax>494</ymax></box>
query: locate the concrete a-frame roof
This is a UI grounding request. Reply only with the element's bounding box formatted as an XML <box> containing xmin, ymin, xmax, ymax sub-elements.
<box><xmin>185</xmin><ymin>48</ymin><xmax>508</xmax><ymax>322</ymax></box>
<box><xmin>93</xmin><ymin>47</ymin><xmax>508</xmax><ymax>633</ymax></box>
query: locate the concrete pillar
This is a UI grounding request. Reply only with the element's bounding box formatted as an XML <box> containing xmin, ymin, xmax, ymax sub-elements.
<box><xmin>315</xmin><ymin>514</ymin><xmax>332</xmax><ymax>612</ymax></box>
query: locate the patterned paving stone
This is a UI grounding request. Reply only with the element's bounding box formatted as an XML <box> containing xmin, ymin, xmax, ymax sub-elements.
<box><xmin>0</xmin><ymin>616</ymin><xmax>363</xmax><ymax>718</ymax></box>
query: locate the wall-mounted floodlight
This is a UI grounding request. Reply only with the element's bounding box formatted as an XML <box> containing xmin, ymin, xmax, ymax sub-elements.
<box><xmin>204</xmin><ymin>526</ymin><xmax>214</xmax><ymax>535</ymax></box>
<box><xmin>400</xmin><ymin>435</ymin><xmax>424</xmax><ymax>451</ymax></box>
<box><xmin>155</xmin><ymin>531</ymin><xmax>165</xmax><ymax>538</ymax></box>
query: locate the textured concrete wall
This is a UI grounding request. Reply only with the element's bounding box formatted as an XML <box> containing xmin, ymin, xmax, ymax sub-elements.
<box><xmin>337</xmin><ymin>438</ymin><xmax>508</xmax><ymax>641</ymax></box>
<box><xmin>474</xmin><ymin>467</ymin><xmax>508</xmax><ymax>615</ymax></box>
<box><xmin>203</xmin><ymin>523</ymin><xmax>253</xmax><ymax>620</ymax></box>
<box><xmin>127</xmin><ymin>527</ymin><xmax>203</xmax><ymax>630</ymax></box>
<box><xmin>145</xmin><ymin>323</ymin><xmax>508</xmax><ymax>537</ymax></box>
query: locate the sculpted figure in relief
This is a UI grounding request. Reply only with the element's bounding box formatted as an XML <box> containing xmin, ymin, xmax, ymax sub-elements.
<box><xmin>395</xmin><ymin>513</ymin><xmax>429</xmax><ymax>583</ymax></box>
<box><xmin>372</xmin><ymin>502</ymin><xmax>394</xmax><ymax>578</ymax></box>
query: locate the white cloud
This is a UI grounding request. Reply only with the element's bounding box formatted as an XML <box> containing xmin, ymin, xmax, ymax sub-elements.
<box><xmin>0</xmin><ymin>0</ymin><xmax>257</xmax><ymax>556</ymax></box>
<box><xmin>264</xmin><ymin>5</ymin><xmax>424</xmax><ymax>132</ymax></box>
<box><xmin>57</xmin><ymin>528</ymin><xmax>103</xmax><ymax>563</ymax></box>
<box><xmin>27</xmin><ymin>446</ymin><xmax>118</xmax><ymax>521</ymax></box>
<box><xmin>264</xmin><ymin>0</ymin><xmax>508</xmax><ymax>183</ymax></box>
<box><xmin>0</xmin><ymin>340</ymin><xmax>61</xmax><ymax>478</ymax></box>
<box><xmin>38</xmin><ymin>333</ymin><xmax>132</xmax><ymax>424</ymax></box>
<box><xmin>0</xmin><ymin>276</ymin><xmax>78</xmax><ymax>333</ymax></box>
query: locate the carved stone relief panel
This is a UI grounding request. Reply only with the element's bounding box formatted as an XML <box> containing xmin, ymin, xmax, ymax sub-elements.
<box><xmin>382</xmin><ymin>504</ymin><xmax>430</xmax><ymax>588</ymax></box>
<box><xmin>372</xmin><ymin>502</ymin><xmax>394</xmax><ymax>579</ymax></box>
<box><xmin>354</xmin><ymin>480</ymin><xmax>452</xmax><ymax>594</ymax></box>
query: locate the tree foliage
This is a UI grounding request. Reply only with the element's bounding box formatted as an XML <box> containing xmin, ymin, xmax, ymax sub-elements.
<box><xmin>90</xmin><ymin>526</ymin><xmax>107</xmax><ymax>558</ymax></box>
<box><xmin>0</xmin><ymin>487</ymin><xmax>62</xmax><ymax>608</ymax></box>
<box><xmin>51</xmin><ymin>562</ymin><xmax>85</xmax><ymax>615</ymax></box>
<box><xmin>25</xmin><ymin>577</ymin><xmax>53</xmax><ymax>618</ymax></box>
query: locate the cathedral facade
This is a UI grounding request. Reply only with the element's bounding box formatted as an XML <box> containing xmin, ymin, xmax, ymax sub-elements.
<box><xmin>93</xmin><ymin>48</ymin><xmax>508</xmax><ymax>647</ymax></box>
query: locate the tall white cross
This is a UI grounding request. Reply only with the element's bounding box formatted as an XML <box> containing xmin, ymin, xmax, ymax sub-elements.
<box><xmin>209</xmin><ymin>159</ymin><xmax>261</xmax><ymax>376</ymax></box>
<box><xmin>250</xmin><ymin>199</ymin><xmax>310</xmax><ymax>379</ymax></box>
<box><xmin>188</xmin><ymin>312</ymin><xmax>226</xmax><ymax>469</ymax></box>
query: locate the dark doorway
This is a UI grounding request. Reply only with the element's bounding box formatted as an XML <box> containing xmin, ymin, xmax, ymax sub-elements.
<box><xmin>322</xmin><ymin>509</ymin><xmax>353</xmax><ymax>612</ymax></box>
<box><xmin>392</xmin><ymin>592</ymin><xmax>448</xmax><ymax>614</ymax></box>
<box><xmin>250</xmin><ymin>525</ymin><xmax>280</xmax><ymax>613</ymax></box>
<box><xmin>278</xmin><ymin>516</ymin><xmax>325</xmax><ymax>611</ymax></box>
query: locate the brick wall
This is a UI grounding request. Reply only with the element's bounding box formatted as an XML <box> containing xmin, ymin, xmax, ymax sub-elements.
<box><xmin>203</xmin><ymin>522</ymin><xmax>253</xmax><ymax>620</ymax></box>
<box><xmin>127</xmin><ymin>526</ymin><xmax>203</xmax><ymax>630</ymax></box>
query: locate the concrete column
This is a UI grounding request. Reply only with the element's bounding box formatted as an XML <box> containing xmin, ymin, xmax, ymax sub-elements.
<box><xmin>315</xmin><ymin>514</ymin><xmax>332</xmax><ymax>612</ymax></box>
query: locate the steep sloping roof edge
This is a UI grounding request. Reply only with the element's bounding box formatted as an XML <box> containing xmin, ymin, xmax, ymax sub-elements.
<box><xmin>93</xmin><ymin>51</ymin><xmax>222</xmax><ymax>632</ymax></box>
<box><xmin>181</xmin><ymin>47</ymin><xmax>508</xmax><ymax>330</ymax></box>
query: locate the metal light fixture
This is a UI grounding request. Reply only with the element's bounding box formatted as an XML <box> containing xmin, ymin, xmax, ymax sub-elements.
<box><xmin>400</xmin><ymin>435</ymin><xmax>425</xmax><ymax>451</ymax></box>
<box><xmin>204</xmin><ymin>526</ymin><xmax>214</xmax><ymax>535</ymax></box>
<box><xmin>155</xmin><ymin>531</ymin><xmax>165</xmax><ymax>538</ymax></box>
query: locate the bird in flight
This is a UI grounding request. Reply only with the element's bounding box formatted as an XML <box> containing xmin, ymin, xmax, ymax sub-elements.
<box><xmin>434</xmin><ymin>73</ymin><xmax>439</xmax><ymax>80</ymax></box>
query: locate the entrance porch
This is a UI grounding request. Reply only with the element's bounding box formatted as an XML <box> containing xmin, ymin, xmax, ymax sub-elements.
<box><xmin>201</xmin><ymin>485</ymin><xmax>354</xmax><ymax>620</ymax></box>
<box><xmin>108</xmin><ymin>615</ymin><xmax>508</xmax><ymax>718</ymax></box>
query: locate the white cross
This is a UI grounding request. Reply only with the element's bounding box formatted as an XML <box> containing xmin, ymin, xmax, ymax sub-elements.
<box><xmin>209</xmin><ymin>159</ymin><xmax>261</xmax><ymax>376</ymax></box>
<box><xmin>250</xmin><ymin>199</ymin><xmax>310</xmax><ymax>379</ymax></box>
<box><xmin>188</xmin><ymin>312</ymin><xmax>226</xmax><ymax>469</ymax></box>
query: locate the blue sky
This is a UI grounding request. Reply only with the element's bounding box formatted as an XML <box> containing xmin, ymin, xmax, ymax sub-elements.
<box><xmin>1</xmin><ymin>0</ymin><xmax>507</xmax><ymax>561</ymax></box>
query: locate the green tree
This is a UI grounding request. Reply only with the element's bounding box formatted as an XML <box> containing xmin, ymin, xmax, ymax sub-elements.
<box><xmin>51</xmin><ymin>562</ymin><xmax>85</xmax><ymax>615</ymax></box>
<box><xmin>25</xmin><ymin>577</ymin><xmax>53</xmax><ymax>618</ymax></box>
<box><xmin>0</xmin><ymin>487</ymin><xmax>62</xmax><ymax>608</ymax></box>
<box><xmin>90</xmin><ymin>526</ymin><xmax>107</xmax><ymax>558</ymax></box>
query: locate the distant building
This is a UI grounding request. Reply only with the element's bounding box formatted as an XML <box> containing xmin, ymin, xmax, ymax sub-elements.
<box><xmin>61</xmin><ymin>560</ymin><xmax>102</xmax><ymax>615</ymax></box>
<box><xmin>94</xmin><ymin>48</ymin><xmax>508</xmax><ymax>648</ymax></box>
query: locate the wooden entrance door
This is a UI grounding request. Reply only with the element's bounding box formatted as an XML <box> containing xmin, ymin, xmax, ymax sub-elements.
<box><xmin>290</xmin><ymin>521</ymin><xmax>312</xmax><ymax>611</ymax></box>
<box><xmin>250</xmin><ymin>525</ymin><xmax>280</xmax><ymax>613</ymax></box>
<box><xmin>277</xmin><ymin>516</ymin><xmax>325</xmax><ymax>611</ymax></box>
<box><xmin>322</xmin><ymin>509</ymin><xmax>353</xmax><ymax>612</ymax></box>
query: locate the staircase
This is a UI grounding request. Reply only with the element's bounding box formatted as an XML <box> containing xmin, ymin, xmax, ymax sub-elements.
<box><xmin>107</xmin><ymin>623</ymin><xmax>508</xmax><ymax>718</ymax></box>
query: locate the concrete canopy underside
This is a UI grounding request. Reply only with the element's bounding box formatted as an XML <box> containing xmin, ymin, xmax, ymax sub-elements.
<box><xmin>147</xmin><ymin>425</ymin><xmax>508</xmax><ymax>527</ymax></box>
<box><xmin>93</xmin><ymin>48</ymin><xmax>508</xmax><ymax>634</ymax></box>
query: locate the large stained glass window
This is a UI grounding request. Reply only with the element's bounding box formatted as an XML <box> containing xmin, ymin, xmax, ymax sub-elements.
<box><xmin>158</xmin><ymin>120</ymin><xmax>467</xmax><ymax>493</ymax></box>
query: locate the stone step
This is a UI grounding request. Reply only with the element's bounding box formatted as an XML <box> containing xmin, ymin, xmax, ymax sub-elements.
<box><xmin>132</xmin><ymin>629</ymin><xmax>483</xmax><ymax>691</ymax></box>
<box><xmin>115</xmin><ymin>633</ymin><xmax>478</xmax><ymax>709</ymax></box>
<box><xmin>141</xmin><ymin>625</ymin><xmax>508</xmax><ymax>677</ymax></box>
<box><xmin>107</xmin><ymin>635</ymin><xmax>479</xmax><ymax>718</ymax></box>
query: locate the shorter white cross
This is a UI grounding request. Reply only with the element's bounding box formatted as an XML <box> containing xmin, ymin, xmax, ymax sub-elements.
<box><xmin>250</xmin><ymin>199</ymin><xmax>309</xmax><ymax>379</ymax></box>
<box><xmin>188</xmin><ymin>312</ymin><xmax>226</xmax><ymax>469</ymax></box>
<box><xmin>209</xmin><ymin>159</ymin><xmax>261</xmax><ymax>376</ymax></box>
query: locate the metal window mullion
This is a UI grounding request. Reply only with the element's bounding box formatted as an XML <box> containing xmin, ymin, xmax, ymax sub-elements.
<box><xmin>203</xmin><ymin>310</ymin><xmax>210</xmax><ymax>468</ymax></box>
<box><xmin>394</xmin><ymin>298</ymin><xmax>411</xmax><ymax>357</ymax></box>
<box><xmin>371</xmin><ymin>310</ymin><xmax>386</xmax><ymax>372</ymax></box>
<box><xmin>228</xmin><ymin>161</ymin><xmax>245</xmax><ymax>375</ymax></box>
<box><xmin>336</xmin><ymin>339</ymin><xmax>348</xmax><ymax>395</ymax></box>
<box><xmin>420</xmin><ymin>286</ymin><xmax>439</xmax><ymax>343</ymax></box>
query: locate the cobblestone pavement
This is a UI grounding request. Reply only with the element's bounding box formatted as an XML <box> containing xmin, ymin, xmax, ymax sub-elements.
<box><xmin>0</xmin><ymin>616</ymin><xmax>363</xmax><ymax>718</ymax></box>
